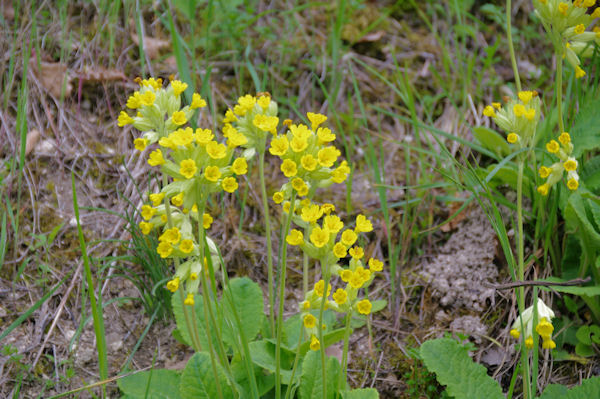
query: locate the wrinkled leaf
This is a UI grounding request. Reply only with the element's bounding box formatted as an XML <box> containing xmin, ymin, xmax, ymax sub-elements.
<box><xmin>538</xmin><ymin>376</ymin><xmax>600</xmax><ymax>399</ymax></box>
<box><xmin>180</xmin><ymin>352</ymin><xmax>233</xmax><ymax>399</ymax></box>
<box><xmin>118</xmin><ymin>369</ymin><xmax>181</xmax><ymax>399</ymax></box>
<box><xmin>222</xmin><ymin>277</ymin><xmax>264</xmax><ymax>348</ymax></box>
<box><xmin>299</xmin><ymin>351</ymin><xmax>341</xmax><ymax>399</ymax></box>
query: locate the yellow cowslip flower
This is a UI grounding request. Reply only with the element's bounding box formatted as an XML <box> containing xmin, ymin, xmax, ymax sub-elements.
<box><xmin>314</xmin><ymin>280</ymin><xmax>332</xmax><ymax>297</ymax></box>
<box><xmin>317</xmin><ymin>146</ymin><xmax>340</xmax><ymax>167</ymax></box>
<box><xmin>180</xmin><ymin>239</ymin><xmax>194</xmax><ymax>254</ymax></box>
<box><xmin>301</xmin><ymin>204</ymin><xmax>323</xmax><ymax>223</ymax></box>
<box><xmin>558</xmin><ymin>2</ymin><xmax>569</xmax><ymax>15</ymax></box>
<box><xmin>222</xmin><ymin>177</ymin><xmax>238</xmax><ymax>193</ymax></box>
<box><xmin>289</xmin><ymin>124</ymin><xmax>312</xmax><ymax>140</ymax></box>
<box><xmin>171</xmin><ymin>128</ymin><xmax>194</xmax><ymax>147</ymax></box>
<box><xmin>538</xmin><ymin>166</ymin><xmax>551</xmax><ymax>179</ymax></box>
<box><xmin>203</xmin><ymin>213</ymin><xmax>213</xmax><ymax>229</ymax></box>
<box><xmin>332</xmin><ymin>161</ymin><xmax>350</xmax><ymax>184</ymax></box>
<box><xmin>537</xmin><ymin>184</ymin><xmax>550</xmax><ymax>196</ymax></box>
<box><xmin>303</xmin><ymin>314</ymin><xmax>317</xmax><ymax>328</ymax></box>
<box><xmin>157</xmin><ymin>241</ymin><xmax>173</xmax><ymax>258</ymax></box>
<box><xmin>492</xmin><ymin>102</ymin><xmax>501</xmax><ymax>109</ymax></box>
<box><xmin>310</xmin><ymin>227</ymin><xmax>329</xmax><ymax>248</ymax></box>
<box><xmin>292</xmin><ymin>177</ymin><xmax>306</xmax><ymax>192</ymax></box>
<box><xmin>184</xmin><ymin>293</ymin><xmax>195</xmax><ymax>306</ymax></box>
<box><xmin>513</xmin><ymin>104</ymin><xmax>525</xmax><ymax>117</ymax></box>
<box><xmin>140</xmin><ymin>91</ymin><xmax>156</xmax><ymax>106</ymax></box>
<box><xmin>280</xmin><ymin>159</ymin><xmax>297</xmax><ymax>177</ymax></box>
<box><xmin>321</xmin><ymin>203</ymin><xmax>335</xmax><ymax>215</ymax></box>
<box><xmin>227</xmin><ymin>130</ymin><xmax>248</xmax><ymax>148</ymax></box>
<box><xmin>237</xmin><ymin>94</ymin><xmax>256</xmax><ymax>114</ymax></box>
<box><xmin>141</xmin><ymin>205</ymin><xmax>156</xmax><ymax>221</ymax></box>
<box><xmin>510</xmin><ymin>329</ymin><xmax>520</xmax><ymax>339</ymax></box>
<box><xmin>206</xmin><ymin>141</ymin><xmax>227</xmax><ymax>159</ymax></box>
<box><xmin>333</xmin><ymin>242</ymin><xmax>347</xmax><ymax>258</ymax></box>
<box><xmin>282</xmin><ymin>201</ymin><xmax>291</xmax><ymax>213</ymax></box>
<box><xmin>194</xmin><ymin>128</ymin><xmax>214</xmax><ymax>145</ymax></box>
<box><xmin>170</xmin><ymin>80</ymin><xmax>187</xmax><ymax>96</ymax></box>
<box><xmin>349</xmin><ymin>246</ymin><xmax>364</xmax><ymax>259</ymax></box>
<box><xmin>574</xmin><ymin>24</ymin><xmax>586</xmax><ymax>35</ymax></box>
<box><xmin>355</xmin><ymin>214</ymin><xmax>373</xmax><ymax>233</ymax></box>
<box><xmin>190</xmin><ymin>93</ymin><xmax>207</xmax><ymax>109</ymax></box>
<box><xmin>141</xmin><ymin>77</ymin><xmax>162</xmax><ymax>90</ymax></box>
<box><xmin>300</xmin><ymin>154</ymin><xmax>318</xmax><ymax>171</ymax></box>
<box><xmin>232</xmin><ymin>158</ymin><xmax>248</xmax><ymax>175</ymax></box>
<box><xmin>332</xmin><ymin>288</ymin><xmax>347</xmax><ymax>305</ymax></box>
<box><xmin>575</xmin><ymin>66</ymin><xmax>586</xmax><ymax>79</ymax></box>
<box><xmin>171</xmin><ymin>192</ymin><xmax>184</xmax><ymax>207</ymax></box>
<box><xmin>524</xmin><ymin>109</ymin><xmax>535</xmax><ymax>121</ymax></box>
<box><xmin>160</xmin><ymin>227</ymin><xmax>181</xmax><ymax>244</ymax></box>
<box><xmin>171</xmin><ymin>111</ymin><xmax>187</xmax><ymax>126</ymax></box>
<box><xmin>483</xmin><ymin>105</ymin><xmax>496</xmax><ymax>117</ymax></box>
<box><xmin>368</xmin><ymin>258</ymin><xmax>383</xmax><ymax>272</ymax></box>
<box><xmin>118</xmin><ymin>111</ymin><xmax>134</xmax><ymax>127</ymax></box>
<box><xmin>349</xmin><ymin>273</ymin><xmax>364</xmax><ymax>289</ymax></box>
<box><xmin>297</xmin><ymin>183</ymin><xmax>309</xmax><ymax>196</ymax></box>
<box><xmin>270</xmin><ymin>136</ymin><xmax>289</xmax><ymax>156</ymax></box>
<box><xmin>567</xmin><ymin>178</ymin><xmax>579</xmax><ymax>190</ymax></box>
<box><xmin>253</xmin><ymin>114</ymin><xmax>279</xmax><ymax>134</ymax></box>
<box><xmin>323</xmin><ymin>215</ymin><xmax>344</xmax><ymax>233</ymax></box>
<box><xmin>139</xmin><ymin>221</ymin><xmax>153</xmax><ymax>235</ymax></box>
<box><xmin>307</xmin><ymin>112</ymin><xmax>327</xmax><ymax>130</ymax></box>
<box><xmin>525</xmin><ymin>336</ymin><xmax>534</xmax><ymax>349</ymax></box>
<box><xmin>290</xmin><ymin>137</ymin><xmax>308</xmax><ymax>153</ymax></box>
<box><xmin>594</xmin><ymin>11</ymin><xmax>600</xmax><ymax>20</ymax></box>
<box><xmin>204</xmin><ymin>166</ymin><xmax>221</xmax><ymax>182</ymax></box>
<box><xmin>272</xmin><ymin>191</ymin><xmax>284</xmax><ymax>204</ymax></box>
<box><xmin>546</xmin><ymin>140</ymin><xmax>560</xmax><ymax>153</ymax></box>
<box><xmin>190</xmin><ymin>272</ymin><xmax>198</xmax><ymax>280</ymax></box>
<box><xmin>161</xmin><ymin>215</ymin><xmax>168</xmax><ymax>223</ymax></box>
<box><xmin>257</xmin><ymin>95</ymin><xmax>271</xmax><ymax>109</ymax></box>
<box><xmin>356</xmin><ymin>299</ymin><xmax>372</xmax><ymax>315</ymax></box>
<box><xmin>340</xmin><ymin>229</ymin><xmax>358</xmax><ymax>247</ymax></box>
<box><xmin>340</xmin><ymin>269</ymin><xmax>353</xmax><ymax>282</ymax></box>
<box><xmin>559</xmin><ymin>132</ymin><xmax>571</xmax><ymax>145</ymax></box>
<box><xmin>166</xmin><ymin>277</ymin><xmax>180</xmax><ymax>293</ymax></box>
<box><xmin>127</xmin><ymin>92</ymin><xmax>142</xmax><ymax>109</ymax></box>
<box><xmin>564</xmin><ymin>158</ymin><xmax>577</xmax><ymax>172</ymax></box>
<box><xmin>507</xmin><ymin>133</ymin><xmax>519</xmax><ymax>144</ymax></box>
<box><xmin>286</xmin><ymin>229</ymin><xmax>304</xmax><ymax>246</ymax></box>
<box><xmin>535</xmin><ymin>317</ymin><xmax>554</xmax><ymax>340</ymax></box>
<box><xmin>179</xmin><ymin>159</ymin><xmax>197</xmax><ymax>179</ymax></box>
<box><xmin>134</xmin><ymin>138</ymin><xmax>149</xmax><ymax>151</ymax></box>
<box><xmin>316</xmin><ymin>127</ymin><xmax>335</xmax><ymax>144</ymax></box>
<box><xmin>356</xmin><ymin>266</ymin><xmax>371</xmax><ymax>282</ymax></box>
<box><xmin>542</xmin><ymin>339</ymin><xmax>556</xmax><ymax>349</ymax></box>
<box><xmin>518</xmin><ymin>91</ymin><xmax>533</xmax><ymax>105</ymax></box>
<box><xmin>223</xmin><ymin>108</ymin><xmax>237</xmax><ymax>123</ymax></box>
<box><xmin>158</xmin><ymin>136</ymin><xmax>176</xmax><ymax>150</ymax></box>
<box><xmin>310</xmin><ymin>335</ymin><xmax>320</xmax><ymax>351</ymax></box>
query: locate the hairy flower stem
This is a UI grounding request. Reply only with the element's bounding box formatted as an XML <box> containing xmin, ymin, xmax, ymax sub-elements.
<box><xmin>285</xmin><ymin>327</ymin><xmax>305</xmax><ymax>399</ymax></box>
<box><xmin>162</xmin><ymin>173</ymin><xmax>201</xmax><ymax>351</ymax></box>
<box><xmin>556</xmin><ymin>54</ymin><xmax>564</xmax><ymax>134</ymax></box>
<box><xmin>303</xmin><ymin>243</ymin><xmax>309</xmax><ymax>295</ymax></box>
<box><xmin>340</xmin><ymin>311</ymin><xmax>352</xmax><ymax>390</ymax></box>
<box><xmin>275</xmin><ymin>193</ymin><xmax>296</xmax><ymax>399</ymax></box>
<box><xmin>506</xmin><ymin>0</ymin><xmax>522</xmax><ymax>92</ymax></box>
<box><xmin>196</xmin><ymin>197</ymin><xmax>225</xmax><ymax>399</ymax></box>
<box><xmin>318</xmin><ymin>267</ymin><xmax>332</xmax><ymax>399</ymax></box>
<box><xmin>259</xmin><ymin>150</ymin><xmax>276</xmax><ymax>336</ymax></box>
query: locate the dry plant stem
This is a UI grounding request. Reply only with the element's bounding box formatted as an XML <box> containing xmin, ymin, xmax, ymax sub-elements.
<box><xmin>196</xmin><ymin>197</ymin><xmax>225</xmax><ymax>399</ymax></box>
<box><xmin>162</xmin><ymin>173</ymin><xmax>202</xmax><ymax>351</ymax></box>
<box><xmin>318</xmin><ymin>265</ymin><xmax>332</xmax><ymax>399</ymax></box>
<box><xmin>259</xmin><ymin>150</ymin><xmax>276</xmax><ymax>336</ymax></box>
<box><xmin>275</xmin><ymin>193</ymin><xmax>297</xmax><ymax>399</ymax></box>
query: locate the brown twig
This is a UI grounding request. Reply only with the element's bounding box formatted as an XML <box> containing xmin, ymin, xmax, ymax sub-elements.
<box><xmin>482</xmin><ymin>277</ymin><xmax>591</xmax><ymax>291</ymax></box>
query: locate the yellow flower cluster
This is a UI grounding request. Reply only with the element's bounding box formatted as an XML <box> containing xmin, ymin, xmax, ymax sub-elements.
<box><xmin>224</xmin><ymin>93</ymin><xmax>279</xmax><ymax>153</ymax></box>
<box><xmin>483</xmin><ymin>90</ymin><xmax>541</xmax><ymax>145</ymax></box>
<box><xmin>537</xmin><ymin>131</ymin><xmax>579</xmax><ymax>194</ymax></box>
<box><xmin>533</xmin><ymin>0</ymin><xmax>600</xmax><ymax>78</ymax></box>
<box><xmin>509</xmin><ymin>298</ymin><xmax>556</xmax><ymax>350</ymax></box>
<box><xmin>270</xmin><ymin>112</ymin><xmax>350</xmax><ymax>198</ymax></box>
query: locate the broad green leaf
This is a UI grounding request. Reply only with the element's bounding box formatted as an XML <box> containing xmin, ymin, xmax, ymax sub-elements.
<box><xmin>370</xmin><ymin>299</ymin><xmax>387</xmax><ymax>313</ymax></box>
<box><xmin>538</xmin><ymin>376</ymin><xmax>600</xmax><ymax>398</ymax></box>
<box><xmin>569</xmin><ymin>90</ymin><xmax>600</xmax><ymax>158</ymax></box>
<box><xmin>299</xmin><ymin>351</ymin><xmax>341</xmax><ymax>399</ymax></box>
<box><xmin>580</xmin><ymin>156</ymin><xmax>600</xmax><ymax>191</ymax></box>
<box><xmin>420</xmin><ymin>338</ymin><xmax>504</xmax><ymax>399</ymax></box>
<box><xmin>171</xmin><ymin>292</ymin><xmax>222</xmax><ymax>351</ymax></box>
<box><xmin>118</xmin><ymin>369</ymin><xmax>181</xmax><ymax>399</ymax></box>
<box><xmin>485</xmin><ymin>163</ymin><xmax>532</xmax><ymax>193</ymax></box>
<box><xmin>222</xmin><ymin>277</ymin><xmax>264</xmax><ymax>348</ymax></box>
<box><xmin>248</xmin><ymin>340</ymin><xmax>295</xmax><ymax>384</ymax></box>
<box><xmin>231</xmin><ymin>357</ymin><xmax>275</xmax><ymax>399</ymax></box>
<box><xmin>298</xmin><ymin>328</ymin><xmax>347</xmax><ymax>356</ymax></box>
<box><xmin>564</xmin><ymin>192</ymin><xmax>600</xmax><ymax>247</ymax></box>
<box><xmin>342</xmin><ymin>388</ymin><xmax>380</xmax><ymax>398</ymax></box>
<box><xmin>179</xmin><ymin>352</ymin><xmax>233</xmax><ymax>399</ymax></box>
<box><xmin>575</xmin><ymin>342</ymin><xmax>594</xmax><ymax>357</ymax></box>
<box><xmin>472</xmin><ymin>126</ymin><xmax>510</xmax><ymax>158</ymax></box>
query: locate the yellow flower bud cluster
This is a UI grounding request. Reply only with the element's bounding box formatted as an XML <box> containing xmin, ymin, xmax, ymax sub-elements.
<box><xmin>533</xmin><ymin>0</ymin><xmax>600</xmax><ymax>78</ymax></box>
<box><xmin>509</xmin><ymin>298</ymin><xmax>556</xmax><ymax>350</ymax></box>
<box><xmin>224</xmin><ymin>93</ymin><xmax>279</xmax><ymax>153</ymax></box>
<box><xmin>483</xmin><ymin>91</ymin><xmax>541</xmax><ymax>145</ymax></box>
<box><xmin>537</xmin><ymin>131</ymin><xmax>579</xmax><ymax>195</ymax></box>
